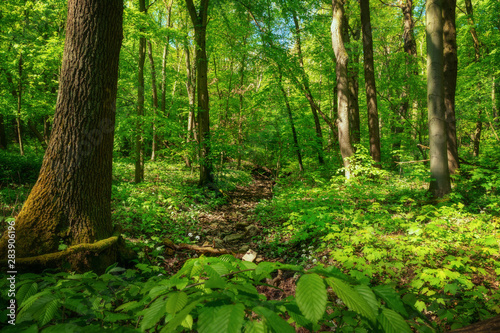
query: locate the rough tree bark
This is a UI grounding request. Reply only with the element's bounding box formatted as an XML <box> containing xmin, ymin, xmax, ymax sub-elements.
<box><xmin>359</xmin><ymin>0</ymin><xmax>381</xmax><ymax>165</ymax></box>
<box><xmin>427</xmin><ymin>0</ymin><xmax>451</xmax><ymax>197</ymax></box>
<box><xmin>135</xmin><ymin>0</ymin><xmax>146</xmax><ymax>183</ymax></box>
<box><xmin>185</xmin><ymin>0</ymin><xmax>214</xmax><ymax>187</ymax></box>
<box><xmin>331</xmin><ymin>0</ymin><xmax>354</xmax><ymax>179</ymax></box>
<box><xmin>443</xmin><ymin>0</ymin><xmax>459</xmax><ymax>173</ymax></box>
<box><xmin>0</xmin><ymin>0</ymin><xmax>123</xmax><ymax>272</ymax></box>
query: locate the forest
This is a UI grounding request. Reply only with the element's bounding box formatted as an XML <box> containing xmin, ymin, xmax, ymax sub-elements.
<box><xmin>0</xmin><ymin>0</ymin><xmax>499</xmax><ymax>331</ymax></box>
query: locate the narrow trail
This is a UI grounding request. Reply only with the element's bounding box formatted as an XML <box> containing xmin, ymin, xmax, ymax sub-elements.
<box><xmin>197</xmin><ymin>171</ymin><xmax>274</xmax><ymax>252</ymax></box>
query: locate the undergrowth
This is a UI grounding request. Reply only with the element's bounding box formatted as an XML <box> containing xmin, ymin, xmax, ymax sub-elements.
<box><xmin>0</xmin><ymin>154</ymin><xmax>499</xmax><ymax>332</ymax></box>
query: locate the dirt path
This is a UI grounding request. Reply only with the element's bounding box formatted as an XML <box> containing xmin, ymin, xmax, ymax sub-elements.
<box><xmin>196</xmin><ymin>172</ymin><xmax>274</xmax><ymax>252</ymax></box>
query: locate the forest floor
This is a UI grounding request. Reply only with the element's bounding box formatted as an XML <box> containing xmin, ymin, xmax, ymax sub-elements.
<box><xmin>161</xmin><ymin>169</ymin><xmax>302</xmax><ymax>304</ymax></box>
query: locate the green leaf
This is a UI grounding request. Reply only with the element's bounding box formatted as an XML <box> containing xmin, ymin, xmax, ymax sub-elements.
<box><xmin>377</xmin><ymin>308</ymin><xmax>412</xmax><ymax>333</ymax></box>
<box><xmin>39</xmin><ymin>299</ymin><xmax>59</xmax><ymax>326</ymax></box>
<box><xmin>244</xmin><ymin>320</ymin><xmax>268</xmax><ymax>333</ymax></box>
<box><xmin>199</xmin><ymin>303</ymin><xmax>245</xmax><ymax>333</ymax></box>
<box><xmin>372</xmin><ymin>285</ymin><xmax>408</xmax><ymax>317</ymax></box>
<box><xmin>326</xmin><ymin>277</ymin><xmax>376</xmax><ymax>322</ymax></box>
<box><xmin>296</xmin><ymin>273</ymin><xmax>327</xmax><ymax>323</ymax></box>
<box><xmin>253</xmin><ymin>306</ymin><xmax>295</xmax><ymax>333</ymax></box>
<box><xmin>181</xmin><ymin>314</ymin><xmax>194</xmax><ymax>329</ymax></box>
<box><xmin>17</xmin><ymin>282</ymin><xmax>38</xmax><ymax>307</ymax></box>
<box><xmin>166</xmin><ymin>292</ymin><xmax>188</xmax><ymax>314</ymax></box>
<box><xmin>140</xmin><ymin>297</ymin><xmax>167</xmax><ymax>332</ymax></box>
<box><xmin>116</xmin><ymin>301</ymin><xmax>141</xmax><ymax>312</ymax></box>
<box><xmin>354</xmin><ymin>285</ymin><xmax>379</xmax><ymax>315</ymax></box>
<box><xmin>161</xmin><ymin>299</ymin><xmax>201</xmax><ymax>332</ymax></box>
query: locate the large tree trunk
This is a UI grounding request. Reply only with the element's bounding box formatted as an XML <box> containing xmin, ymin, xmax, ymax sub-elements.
<box><xmin>443</xmin><ymin>0</ymin><xmax>459</xmax><ymax>173</ymax></box>
<box><xmin>331</xmin><ymin>0</ymin><xmax>354</xmax><ymax>179</ymax></box>
<box><xmin>185</xmin><ymin>0</ymin><xmax>213</xmax><ymax>187</ymax></box>
<box><xmin>360</xmin><ymin>0</ymin><xmax>381</xmax><ymax>165</ymax></box>
<box><xmin>0</xmin><ymin>0</ymin><xmax>123</xmax><ymax>273</ymax></box>
<box><xmin>135</xmin><ymin>0</ymin><xmax>146</xmax><ymax>183</ymax></box>
<box><xmin>427</xmin><ymin>0</ymin><xmax>451</xmax><ymax>197</ymax></box>
<box><xmin>292</xmin><ymin>11</ymin><xmax>324</xmax><ymax>165</ymax></box>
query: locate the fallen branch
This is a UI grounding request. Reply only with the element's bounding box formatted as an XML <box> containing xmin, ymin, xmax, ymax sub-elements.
<box><xmin>175</xmin><ymin>243</ymin><xmax>233</xmax><ymax>255</ymax></box>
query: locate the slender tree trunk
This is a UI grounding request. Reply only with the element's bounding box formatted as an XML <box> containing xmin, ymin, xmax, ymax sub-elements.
<box><xmin>237</xmin><ymin>54</ymin><xmax>246</xmax><ymax>170</ymax></box>
<box><xmin>360</xmin><ymin>0</ymin><xmax>381</xmax><ymax>165</ymax></box>
<box><xmin>0</xmin><ymin>115</ymin><xmax>6</xmax><ymax>150</ymax></box>
<box><xmin>427</xmin><ymin>0</ymin><xmax>451</xmax><ymax>197</ymax></box>
<box><xmin>28</xmin><ymin>120</ymin><xmax>47</xmax><ymax>150</ymax></box>
<box><xmin>148</xmin><ymin>41</ymin><xmax>159</xmax><ymax>161</ymax></box>
<box><xmin>347</xmin><ymin>25</ymin><xmax>361</xmax><ymax>146</ymax></box>
<box><xmin>493</xmin><ymin>77</ymin><xmax>498</xmax><ymax>127</ymax></box>
<box><xmin>443</xmin><ymin>0</ymin><xmax>459</xmax><ymax>173</ymax></box>
<box><xmin>278</xmin><ymin>70</ymin><xmax>304</xmax><ymax>172</ymax></box>
<box><xmin>392</xmin><ymin>0</ymin><xmax>418</xmax><ymax>159</ymax></box>
<box><xmin>332</xmin><ymin>0</ymin><xmax>354</xmax><ymax>179</ymax></box>
<box><xmin>44</xmin><ymin>116</ymin><xmax>51</xmax><ymax>146</ymax></box>
<box><xmin>0</xmin><ymin>0</ymin><xmax>123</xmax><ymax>273</ymax></box>
<box><xmin>185</xmin><ymin>0</ymin><xmax>213</xmax><ymax>187</ymax></box>
<box><xmin>135</xmin><ymin>0</ymin><xmax>146</xmax><ymax>183</ymax></box>
<box><xmin>17</xmin><ymin>53</ymin><xmax>25</xmax><ymax>156</ymax></box>
<box><xmin>161</xmin><ymin>0</ymin><xmax>173</xmax><ymax>116</ymax></box>
<box><xmin>292</xmin><ymin>11</ymin><xmax>324</xmax><ymax>164</ymax></box>
<box><xmin>465</xmin><ymin>0</ymin><xmax>483</xmax><ymax>156</ymax></box>
<box><xmin>473</xmin><ymin>111</ymin><xmax>482</xmax><ymax>156</ymax></box>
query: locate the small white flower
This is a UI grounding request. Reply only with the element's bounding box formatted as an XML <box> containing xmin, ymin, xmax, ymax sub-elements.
<box><xmin>308</xmin><ymin>256</ymin><xmax>312</xmax><ymax>260</ymax></box>
<box><xmin>158</xmin><ymin>273</ymin><xmax>163</xmax><ymax>276</ymax></box>
<box><xmin>312</xmin><ymin>259</ymin><xmax>317</xmax><ymax>263</ymax></box>
<box><xmin>195</xmin><ymin>235</ymin><xmax>200</xmax><ymax>240</ymax></box>
<box><xmin>188</xmin><ymin>233</ymin><xmax>193</xmax><ymax>237</ymax></box>
<box><xmin>302</xmin><ymin>249</ymin><xmax>306</xmax><ymax>253</ymax></box>
<box><xmin>301</xmin><ymin>254</ymin><xmax>306</xmax><ymax>257</ymax></box>
<box><xmin>308</xmin><ymin>246</ymin><xmax>313</xmax><ymax>249</ymax></box>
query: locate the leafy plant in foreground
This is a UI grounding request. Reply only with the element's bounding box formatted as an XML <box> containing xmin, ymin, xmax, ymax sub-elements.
<box><xmin>2</xmin><ymin>257</ymin><xmax>431</xmax><ymax>332</ymax></box>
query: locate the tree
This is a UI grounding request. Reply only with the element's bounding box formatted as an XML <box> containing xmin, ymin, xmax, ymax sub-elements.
<box><xmin>443</xmin><ymin>0</ymin><xmax>459</xmax><ymax>173</ymax></box>
<box><xmin>331</xmin><ymin>0</ymin><xmax>354</xmax><ymax>179</ymax></box>
<box><xmin>292</xmin><ymin>10</ymin><xmax>324</xmax><ymax>165</ymax></box>
<box><xmin>185</xmin><ymin>0</ymin><xmax>214</xmax><ymax>187</ymax></box>
<box><xmin>359</xmin><ymin>0</ymin><xmax>381</xmax><ymax>165</ymax></box>
<box><xmin>426</xmin><ymin>0</ymin><xmax>451</xmax><ymax>197</ymax></box>
<box><xmin>0</xmin><ymin>0</ymin><xmax>123</xmax><ymax>272</ymax></box>
<box><xmin>135</xmin><ymin>0</ymin><xmax>146</xmax><ymax>183</ymax></box>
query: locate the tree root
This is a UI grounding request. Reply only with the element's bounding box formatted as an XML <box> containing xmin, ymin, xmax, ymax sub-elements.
<box><xmin>1</xmin><ymin>235</ymin><xmax>120</xmax><ymax>272</ymax></box>
<box><xmin>175</xmin><ymin>243</ymin><xmax>233</xmax><ymax>255</ymax></box>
